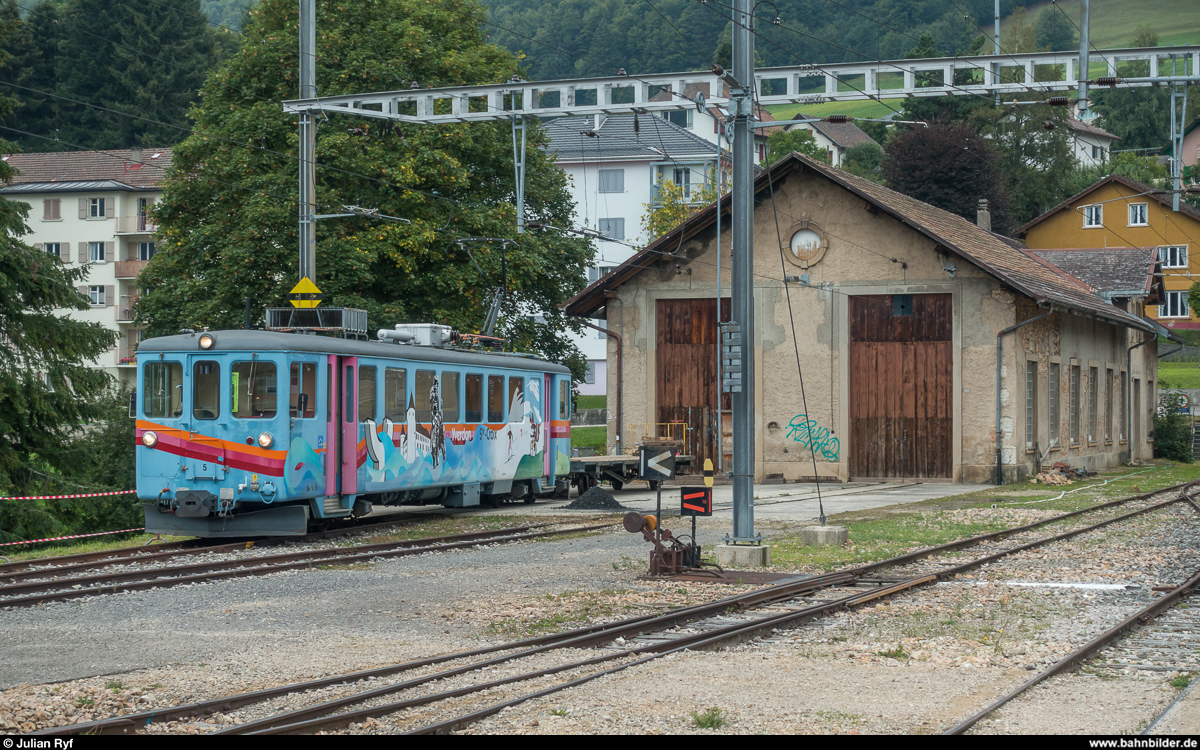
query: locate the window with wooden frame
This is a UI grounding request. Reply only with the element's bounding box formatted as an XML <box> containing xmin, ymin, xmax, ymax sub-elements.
<box><xmin>1070</xmin><ymin>364</ymin><xmax>1080</xmax><ymax>444</ymax></box>
<box><xmin>1048</xmin><ymin>362</ymin><xmax>1060</xmax><ymax>446</ymax></box>
<box><xmin>1025</xmin><ymin>361</ymin><xmax>1037</xmax><ymax>450</ymax></box>
<box><xmin>1105</xmin><ymin>368</ymin><xmax>1114</xmax><ymax>442</ymax></box>
<box><xmin>1088</xmin><ymin>366</ymin><xmax>1098</xmax><ymax>443</ymax></box>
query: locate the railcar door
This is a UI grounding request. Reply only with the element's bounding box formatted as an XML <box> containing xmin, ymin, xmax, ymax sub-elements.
<box><xmin>544</xmin><ymin>374</ymin><xmax>552</xmax><ymax>478</ymax></box>
<box><xmin>339</xmin><ymin>356</ymin><xmax>359</xmax><ymax>497</ymax></box>
<box><xmin>325</xmin><ymin>356</ymin><xmax>340</xmax><ymax>497</ymax></box>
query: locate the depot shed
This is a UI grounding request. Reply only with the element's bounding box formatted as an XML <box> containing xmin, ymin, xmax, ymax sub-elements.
<box><xmin>562</xmin><ymin>152</ymin><xmax>1161</xmax><ymax>484</ymax></box>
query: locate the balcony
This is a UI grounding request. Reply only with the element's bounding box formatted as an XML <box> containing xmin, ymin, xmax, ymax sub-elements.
<box><xmin>116</xmin><ymin>296</ymin><xmax>137</xmax><ymax>323</ymax></box>
<box><xmin>117</xmin><ymin>347</ymin><xmax>137</xmax><ymax>367</ymax></box>
<box><xmin>114</xmin><ymin>215</ymin><xmax>157</xmax><ymax>234</ymax></box>
<box><xmin>114</xmin><ymin>260</ymin><xmax>148</xmax><ymax>279</ymax></box>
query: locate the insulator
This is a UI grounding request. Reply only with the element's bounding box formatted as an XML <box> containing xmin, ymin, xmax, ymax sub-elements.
<box><xmin>410</xmin><ymin>81</ymin><xmax>419</xmax><ymax>90</ymax></box>
<box><xmin>711</xmin><ymin>63</ymin><xmax>725</xmax><ymax>78</ymax></box>
<box><xmin>825</xmin><ymin>114</ymin><xmax>850</xmax><ymax>123</ymax></box>
<box><xmin>634</xmin><ymin>114</ymin><xmax>640</xmax><ymax>134</ymax></box>
<box><xmin>584</xmin><ymin>130</ymin><xmax>598</xmax><ymax>138</ymax></box>
<box><xmin>618</xmin><ymin>68</ymin><xmax>627</xmax><ymax>76</ymax></box>
<box><xmin>1043</xmin><ymin>120</ymin><xmax>1056</xmax><ymax>130</ymax></box>
<box><xmin>1045</xmin><ymin>96</ymin><xmax>1070</xmax><ymax>107</ymax></box>
<box><xmin>1093</xmin><ymin>76</ymin><xmax>1121</xmax><ymax>87</ymax></box>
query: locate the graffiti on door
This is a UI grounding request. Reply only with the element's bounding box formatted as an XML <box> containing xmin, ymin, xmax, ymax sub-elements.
<box><xmin>786</xmin><ymin>414</ymin><xmax>840</xmax><ymax>461</ymax></box>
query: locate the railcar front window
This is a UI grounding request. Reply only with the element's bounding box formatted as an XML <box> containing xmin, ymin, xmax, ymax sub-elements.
<box><xmin>415</xmin><ymin>370</ymin><xmax>436</xmax><ymax>421</ymax></box>
<box><xmin>231</xmin><ymin>361</ymin><xmax>277</xmax><ymax>419</ymax></box>
<box><xmin>193</xmin><ymin>361</ymin><xmax>220</xmax><ymax>420</ymax></box>
<box><xmin>442</xmin><ymin>372</ymin><xmax>460</xmax><ymax>422</ymax></box>
<box><xmin>144</xmin><ymin>361</ymin><xmax>183</xmax><ymax>418</ymax></box>
<box><xmin>465</xmin><ymin>374</ymin><xmax>483</xmax><ymax>422</ymax></box>
<box><xmin>291</xmin><ymin>362</ymin><xmax>317</xmax><ymax>418</ymax></box>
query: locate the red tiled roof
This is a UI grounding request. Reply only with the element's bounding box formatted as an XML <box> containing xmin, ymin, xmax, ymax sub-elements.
<box><xmin>563</xmin><ymin>152</ymin><xmax>1154</xmax><ymax>334</ymax></box>
<box><xmin>2</xmin><ymin>148</ymin><xmax>172</xmax><ymax>190</ymax></box>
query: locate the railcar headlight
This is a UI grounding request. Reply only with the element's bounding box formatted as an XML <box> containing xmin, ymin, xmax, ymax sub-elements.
<box><xmin>256</xmin><ymin>432</ymin><xmax>274</xmax><ymax>449</ymax></box>
<box><xmin>142</xmin><ymin>431</ymin><xmax>158</xmax><ymax>447</ymax></box>
<box><xmin>198</xmin><ymin>334</ymin><xmax>215</xmax><ymax>350</ymax></box>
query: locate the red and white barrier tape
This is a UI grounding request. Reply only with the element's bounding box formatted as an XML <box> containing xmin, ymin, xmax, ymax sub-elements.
<box><xmin>0</xmin><ymin>527</ymin><xmax>146</xmax><ymax>548</ymax></box>
<box><xmin>1</xmin><ymin>490</ymin><xmax>137</xmax><ymax>501</ymax></box>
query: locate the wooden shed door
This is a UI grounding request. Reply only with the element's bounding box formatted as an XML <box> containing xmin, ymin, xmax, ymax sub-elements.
<box><xmin>656</xmin><ymin>298</ymin><xmax>730</xmax><ymax>467</ymax></box>
<box><xmin>849</xmin><ymin>294</ymin><xmax>952</xmax><ymax>479</ymax></box>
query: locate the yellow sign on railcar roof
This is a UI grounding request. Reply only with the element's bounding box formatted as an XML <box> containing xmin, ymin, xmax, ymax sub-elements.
<box><xmin>289</xmin><ymin>277</ymin><xmax>323</xmax><ymax>308</ymax></box>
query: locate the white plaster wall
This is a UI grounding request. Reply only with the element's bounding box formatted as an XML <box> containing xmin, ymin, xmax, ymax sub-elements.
<box><xmin>5</xmin><ymin>188</ymin><xmax>159</xmax><ymax>388</ymax></box>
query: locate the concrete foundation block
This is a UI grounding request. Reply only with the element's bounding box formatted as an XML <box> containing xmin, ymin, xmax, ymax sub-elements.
<box><xmin>800</xmin><ymin>525</ymin><xmax>849</xmax><ymax>547</ymax></box>
<box><xmin>714</xmin><ymin>544</ymin><xmax>771</xmax><ymax>568</ymax></box>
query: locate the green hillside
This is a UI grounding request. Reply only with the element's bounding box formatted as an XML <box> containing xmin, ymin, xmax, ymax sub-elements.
<box><xmin>984</xmin><ymin>0</ymin><xmax>1200</xmax><ymax>49</ymax></box>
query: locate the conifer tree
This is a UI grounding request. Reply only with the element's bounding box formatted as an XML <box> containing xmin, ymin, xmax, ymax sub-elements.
<box><xmin>53</xmin><ymin>0</ymin><xmax>219</xmax><ymax>149</ymax></box>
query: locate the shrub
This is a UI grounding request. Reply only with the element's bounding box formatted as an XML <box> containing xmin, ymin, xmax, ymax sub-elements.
<box><xmin>1153</xmin><ymin>407</ymin><xmax>1194</xmax><ymax>463</ymax></box>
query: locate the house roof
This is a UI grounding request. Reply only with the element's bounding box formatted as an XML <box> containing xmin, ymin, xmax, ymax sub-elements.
<box><xmin>1068</xmin><ymin>118</ymin><xmax>1120</xmax><ymax>141</ymax></box>
<box><xmin>562</xmin><ymin>152</ymin><xmax>1156</xmax><ymax>335</ymax></box>
<box><xmin>1016</xmin><ymin>173</ymin><xmax>1200</xmax><ymax>235</ymax></box>
<box><xmin>788</xmin><ymin>114</ymin><xmax>877</xmax><ymax>149</ymax></box>
<box><xmin>0</xmin><ymin>148</ymin><xmax>172</xmax><ymax>192</ymax></box>
<box><xmin>1027</xmin><ymin>247</ymin><xmax>1162</xmax><ymax>299</ymax></box>
<box><xmin>543</xmin><ymin>114</ymin><xmax>719</xmax><ymax>162</ymax></box>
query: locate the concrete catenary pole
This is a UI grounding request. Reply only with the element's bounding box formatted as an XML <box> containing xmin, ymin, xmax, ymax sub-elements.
<box><xmin>731</xmin><ymin>0</ymin><xmax>756</xmax><ymax>542</ymax></box>
<box><xmin>299</xmin><ymin>0</ymin><xmax>317</xmax><ymax>283</ymax></box>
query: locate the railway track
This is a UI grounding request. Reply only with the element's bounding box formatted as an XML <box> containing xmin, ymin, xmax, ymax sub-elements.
<box><xmin>33</xmin><ymin>479</ymin><xmax>1198</xmax><ymax>736</ymax></box>
<box><xmin>0</xmin><ymin>522</ymin><xmax>614</xmax><ymax>609</ymax></box>
<box><xmin>0</xmin><ymin>508</ymin><xmax>476</xmax><ymax>579</ymax></box>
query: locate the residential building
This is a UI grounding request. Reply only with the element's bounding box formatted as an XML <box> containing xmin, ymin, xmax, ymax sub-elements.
<box><xmin>1</xmin><ymin>148</ymin><xmax>171</xmax><ymax>387</ymax></box>
<box><xmin>564</xmin><ymin>153</ymin><xmax>1162</xmax><ymax>482</ymax></box>
<box><xmin>783</xmin><ymin>114</ymin><xmax>877</xmax><ymax>167</ymax></box>
<box><xmin>543</xmin><ymin>114</ymin><xmax>722</xmax><ymax>397</ymax></box>
<box><xmin>1068</xmin><ymin>118</ymin><xmax>1120</xmax><ymax>167</ymax></box>
<box><xmin>649</xmin><ymin>83</ymin><xmax>779</xmax><ymax>164</ymax></box>
<box><xmin>1017</xmin><ymin>174</ymin><xmax>1200</xmax><ymax>331</ymax></box>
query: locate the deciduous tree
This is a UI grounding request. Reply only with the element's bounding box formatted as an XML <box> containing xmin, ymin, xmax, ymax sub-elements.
<box><xmin>880</xmin><ymin>118</ymin><xmax>1009</xmax><ymax>229</ymax></box>
<box><xmin>140</xmin><ymin>0</ymin><xmax>592</xmax><ymax>376</ymax></box>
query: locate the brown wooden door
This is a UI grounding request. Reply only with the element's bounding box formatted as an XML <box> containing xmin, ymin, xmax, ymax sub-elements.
<box><xmin>849</xmin><ymin>294</ymin><xmax>952</xmax><ymax>479</ymax></box>
<box><xmin>656</xmin><ymin>298</ymin><xmax>730</xmax><ymax>466</ymax></box>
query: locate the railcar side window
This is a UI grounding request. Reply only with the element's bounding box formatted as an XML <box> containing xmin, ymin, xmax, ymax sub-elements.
<box><xmin>359</xmin><ymin>366</ymin><xmax>377</xmax><ymax>423</ymax></box>
<box><xmin>487</xmin><ymin>375</ymin><xmax>504</xmax><ymax>422</ymax></box>
<box><xmin>231</xmin><ymin>361</ymin><xmax>277</xmax><ymax>419</ymax></box>
<box><xmin>144</xmin><ymin>361</ymin><xmax>183</xmax><ymax>418</ymax></box>
<box><xmin>384</xmin><ymin>368</ymin><xmax>406</xmax><ymax>421</ymax></box>
<box><xmin>327</xmin><ymin>364</ymin><xmax>332</xmax><ymax>423</ymax></box>
<box><xmin>465</xmin><ymin>373</ymin><xmax>483</xmax><ymax>422</ymax></box>
<box><xmin>290</xmin><ymin>362</ymin><xmax>317</xmax><ymax>418</ymax></box>
<box><xmin>441</xmin><ymin>371</ymin><xmax>460</xmax><ymax>422</ymax></box>
<box><xmin>508</xmin><ymin>377</ymin><xmax>524</xmax><ymax>421</ymax></box>
<box><xmin>344</xmin><ymin>366</ymin><xmax>354</xmax><ymax>423</ymax></box>
<box><xmin>559</xmin><ymin>377</ymin><xmax>570</xmax><ymax>420</ymax></box>
<box><xmin>414</xmin><ymin>370</ymin><xmax>435</xmax><ymax>421</ymax></box>
<box><xmin>193</xmin><ymin>361</ymin><xmax>220</xmax><ymax>420</ymax></box>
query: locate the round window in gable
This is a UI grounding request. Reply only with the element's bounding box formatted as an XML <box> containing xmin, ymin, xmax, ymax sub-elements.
<box><xmin>785</xmin><ymin>221</ymin><xmax>828</xmax><ymax>269</ymax></box>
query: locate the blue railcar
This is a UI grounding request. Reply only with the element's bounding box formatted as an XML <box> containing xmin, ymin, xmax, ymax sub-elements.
<box><xmin>135</xmin><ymin>328</ymin><xmax>573</xmax><ymax>537</ymax></box>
